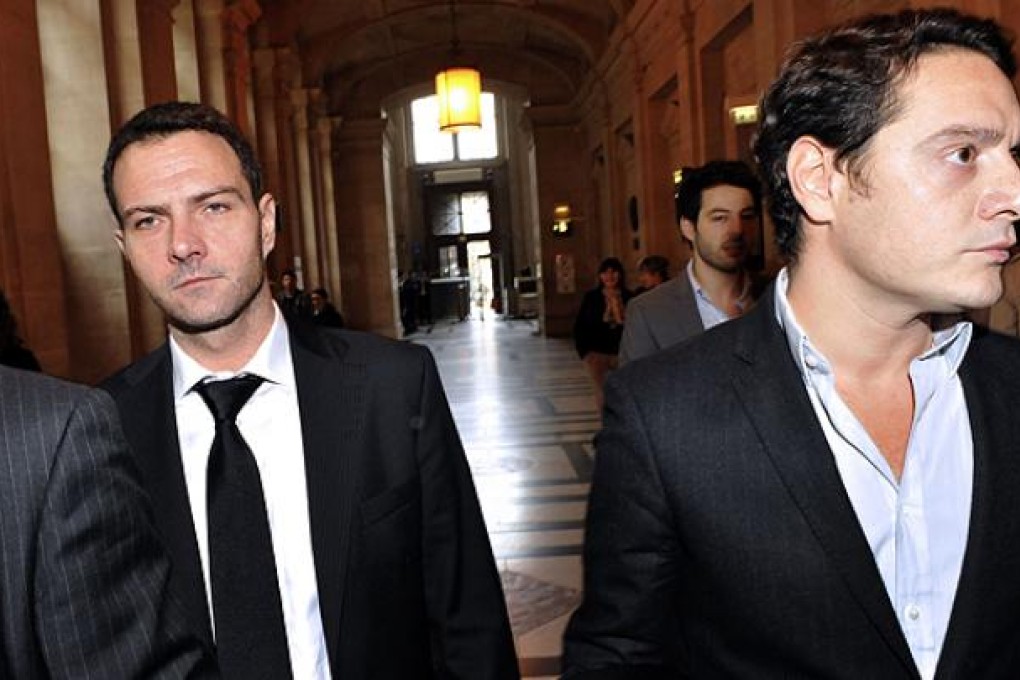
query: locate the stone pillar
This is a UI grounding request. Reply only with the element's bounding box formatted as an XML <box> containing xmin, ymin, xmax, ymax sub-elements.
<box><xmin>221</xmin><ymin>0</ymin><xmax>260</xmax><ymax>139</ymax></box>
<box><xmin>135</xmin><ymin>0</ymin><xmax>179</xmax><ymax>104</ymax></box>
<box><xmin>194</xmin><ymin>0</ymin><xmax>227</xmax><ymax>110</ymax></box>
<box><xmin>0</xmin><ymin>0</ymin><xmax>71</xmax><ymax>376</ymax></box>
<box><xmin>104</xmin><ymin>0</ymin><xmax>177</xmax><ymax>357</ymax></box>
<box><xmin>252</xmin><ymin>46</ymin><xmax>293</xmax><ymax>276</ymax></box>
<box><xmin>274</xmin><ymin>49</ymin><xmax>307</xmax><ymax>283</ymax></box>
<box><xmin>38</xmin><ymin>0</ymin><xmax>133</xmax><ymax>382</ymax></box>
<box><xmin>291</xmin><ymin>88</ymin><xmax>321</xmax><ymax>289</ymax></box>
<box><xmin>316</xmin><ymin>115</ymin><xmax>344</xmax><ymax>307</ymax></box>
<box><xmin>334</xmin><ymin>119</ymin><xmax>399</xmax><ymax>337</ymax></box>
<box><xmin>172</xmin><ymin>0</ymin><xmax>202</xmax><ymax>101</ymax></box>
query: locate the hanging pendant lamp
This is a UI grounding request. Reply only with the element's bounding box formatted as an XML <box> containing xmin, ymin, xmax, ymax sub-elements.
<box><xmin>436</xmin><ymin>0</ymin><xmax>481</xmax><ymax>132</ymax></box>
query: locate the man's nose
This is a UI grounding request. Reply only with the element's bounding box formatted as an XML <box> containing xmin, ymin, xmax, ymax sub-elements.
<box><xmin>169</xmin><ymin>215</ymin><xmax>206</xmax><ymax>262</ymax></box>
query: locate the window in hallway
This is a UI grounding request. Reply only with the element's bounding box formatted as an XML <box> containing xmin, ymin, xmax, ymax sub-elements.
<box><xmin>411</xmin><ymin>93</ymin><xmax>498</xmax><ymax>164</ymax></box>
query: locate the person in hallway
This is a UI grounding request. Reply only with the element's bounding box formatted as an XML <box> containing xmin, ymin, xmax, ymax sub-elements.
<box><xmin>573</xmin><ymin>257</ymin><xmax>632</xmax><ymax>412</ymax></box>
<box><xmin>564</xmin><ymin>8</ymin><xmax>1020</xmax><ymax>679</ymax></box>
<box><xmin>0</xmin><ymin>289</ymin><xmax>41</xmax><ymax>371</ymax></box>
<box><xmin>632</xmin><ymin>255</ymin><xmax>669</xmax><ymax>296</ymax></box>
<box><xmin>0</xmin><ymin>365</ymin><xmax>214</xmax><ymax>678</ymax></box>
<box><xmin>309</xmin><ymin>287</ymin><xmax>345</xmax><ymax>328</ymax></box>
<box><xmin>618</xmin><ymin>160</ymin><xmax>764</xmax><ymax>366</ymax></box>
<box><xmin>276</xmin><ymin>268</ymin><xmax>310</xmax><ymax>322</ymax></box>
<box><xmin>100</xmin><ymin>101</ymin><xmax>519</xmax><ymax>680</ymax></box>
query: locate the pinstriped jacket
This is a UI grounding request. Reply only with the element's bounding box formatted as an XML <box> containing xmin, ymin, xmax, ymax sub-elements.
<box><xmin>0</xmin><ymin>366</ymin><xmax>212</xmax><ymax>679</ymax></box>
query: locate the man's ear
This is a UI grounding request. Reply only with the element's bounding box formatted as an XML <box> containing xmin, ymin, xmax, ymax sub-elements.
<box><xmin>787</xmin><ymin>135</ymin><xmax>839</xmax><ymax>226</ymax></box>
<box><xmin>680</xmin><ymin>217</ymin><xmax>697</xmax><ymax>243</ymax></box>
<box><xmin>113</xmin><ymin>227</ymin><xmax>125</xmax><ymax>254</ymax></box>
<box><xmin>258</xmin><ymin>194</ymin><xmax>277</xmax><ymax>256</ymax></box>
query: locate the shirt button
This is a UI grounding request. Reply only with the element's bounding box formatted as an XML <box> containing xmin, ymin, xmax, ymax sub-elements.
<box><xmin>906</xmin><ymin>604</ymin><xmax>921</xmax><ymax>621</ymax></box>
<box><xmin>804</xmin><ymin>355</ymin><xmax>818</xmax><ymax>369</ymax></box>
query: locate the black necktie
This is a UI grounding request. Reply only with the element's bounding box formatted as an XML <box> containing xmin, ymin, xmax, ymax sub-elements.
<box><xmin>195</xmin><ymin>375</ymin><xmax>293</xmax><ymax>679</ymax></box>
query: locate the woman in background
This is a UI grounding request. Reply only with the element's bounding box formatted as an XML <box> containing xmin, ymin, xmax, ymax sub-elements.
<box><xmin>573</xmin><ymin>257</ymin><xmax>632</xmax><ymax>412</ymax></box>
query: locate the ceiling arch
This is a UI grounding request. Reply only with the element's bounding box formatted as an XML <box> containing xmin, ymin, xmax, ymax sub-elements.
<box><xmin>254</xmin><ymin>0</ymin><xmax>623</xmax><ymax>111</ymax></box>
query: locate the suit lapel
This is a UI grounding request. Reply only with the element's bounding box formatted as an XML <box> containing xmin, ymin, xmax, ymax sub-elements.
<box><xmin>116</xmin><ymin>349</ymin><xmax>213</xmax><ymax>644</ymax></box>
<box><xmin>289</xmin><ymin>324</ymin><xmax>362</xmax><ymax>672</ymax></box>
<box><xmin>727</xmin><ymin>297</ymin><xmax>917</xmax><ymax>677</ymax></box>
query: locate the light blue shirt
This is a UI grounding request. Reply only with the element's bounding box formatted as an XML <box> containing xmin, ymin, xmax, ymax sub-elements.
<box><xmin>774</xmin><ymin>268</ymin><xmax>973</xmax><ymax>680</ymax></box>
<box><xmin>687</xmin><ymin>260</ymin><xmax>751</xmax><ymax>330</ymax></box>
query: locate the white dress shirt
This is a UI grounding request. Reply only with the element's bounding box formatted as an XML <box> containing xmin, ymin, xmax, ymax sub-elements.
<box><xmin>171</xmin><ymin>306</ymin><xmax>332</xmax><ymax>680</ymax></box>
<box><xmin>774</xmin><ymin>268</ymin><xmax>972</xmax><ymax>680</ymax></box>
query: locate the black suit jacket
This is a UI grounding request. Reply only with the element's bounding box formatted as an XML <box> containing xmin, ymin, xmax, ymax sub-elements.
<box><xmin>563</xmin><ymin>288</ymin><xmax>1020</xmax><ymax>678</ymax></box>
<box><xmin>0</xmin><ymin>366</ymin><xmax>212</xmax><ymax>679</ymax></box>
<box><xmin>103</xmin><ymin>322</ymin><xmax>519</xmax><ymax>679</ymax></box>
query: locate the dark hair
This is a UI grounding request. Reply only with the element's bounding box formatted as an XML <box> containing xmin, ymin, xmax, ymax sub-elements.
<box><xmin>0</xmin><ymin>289</ymin><xmax>25</xmax><ymax>353</ymax></box>
<box><xmin>310</xmin><ymin>287</ymin><xmax>329</xmax><ymax>300</ymax></box>
<box><xmin>638</xmin><ymin>255</ymin><xmax>670</xmax><ymax>281</ymax></box>
<box><xmin>675</xmin><ymin>160</ymin><xmax>762</xmax><ymax>226</ymax></box>
<box><xmin>103</xmin><ymin>101</ymin><xmax>263</xmax><ymax>223</ymax></box>
<box><xmin>281</xmin><ymin>269</ymin><xmax>297</xmax><ymax>279</ymax></box>
<box><xmin>597</xmin><ymin>257</ymin><xmax>626</xmax><ymax>289</ymax></box>
<box><xmin>754</xmin><ymin>8</ymin><xmax>1016</xmax><ymax>261</ymax></box>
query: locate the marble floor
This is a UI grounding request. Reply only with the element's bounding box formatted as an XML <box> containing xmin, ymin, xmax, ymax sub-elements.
<box><xmin>411</xmin><ymin>316</ymin><xmax>597</xmax><ymax>679</ymax></box>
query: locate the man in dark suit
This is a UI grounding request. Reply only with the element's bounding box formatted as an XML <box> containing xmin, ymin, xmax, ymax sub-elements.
<box><xmin>100</xmin><ymin>102</ymin><xmax>518</xmax><ymax>679</ymax></box>
<box><xmin>564</xmin><ymin>8</ymin><xmax>1020</xmax><ymax>679</ymax></box>
<box><xmin>618</xmin><ymin>161</ymin><xmax>764</xmax><ymax>365</ymax></box>
<box><xmin>0</xmin><ymin>365</ymin><xmax>212</xmax><ymax>678</ymax></box>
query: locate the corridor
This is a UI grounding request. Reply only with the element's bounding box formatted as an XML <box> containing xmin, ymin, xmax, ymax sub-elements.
<box><xmin>412</xmin><ymin>318</ymin><xmax>598</xmax><ymax>678</ymax></box>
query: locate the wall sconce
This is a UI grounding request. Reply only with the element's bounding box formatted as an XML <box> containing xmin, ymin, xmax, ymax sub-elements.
<box><xmin>552</xmin><ymin>204</ymin><xmax>573</xmax><ymax>237</ymax></box>
<box><xmin>672</xmin><ymin>168</ymin><xmax>684</xmax><ymax>185</ymax></box>
<box><xmin>729</xmin><ymin>105</ymin><xmax>759</xmax><ymax>126</ymax></box>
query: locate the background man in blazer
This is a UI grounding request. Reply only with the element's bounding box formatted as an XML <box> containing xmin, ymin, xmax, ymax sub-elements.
<box><xmin>618</xmin><ymin>160</ymin><xmax>763</xmax><ymax>365</ymax></box>
<box><xmin>564</xmin><ymin>8</ymin><xmax>1020</xmax><ymax>679</ymax></box>
<box><xmin>0</xmin><ymin>365</ymin><xmax>211</xmax><ymax>679</ymax></box>
<box><xmin>101</xmin><ymin>102</ymin><xmax>517</xmax><ymax>679</ymax></box>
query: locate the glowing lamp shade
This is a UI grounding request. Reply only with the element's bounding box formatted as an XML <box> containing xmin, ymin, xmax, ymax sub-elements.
<box><xmin>436</xmin><ymin>67</ymin><xmax>482</xmax><ymax>132</ymax></box>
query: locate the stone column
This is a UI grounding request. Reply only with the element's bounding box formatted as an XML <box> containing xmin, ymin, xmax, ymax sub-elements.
<box><xmin>172</xmin><ymin>0</ymin><xmax>202</xmax><ymax>101</ymax></box>
<box><xmin>104</xmin><ymin>0</ymin><xmax>178</xmax><ymax>357</ymax></box>
<box><xmin>135</xmin><ymin>0</ymin><xmax>179</xmax><ymax>104</ymax></box>
<box><xmin>193</xmin><ymin>0</ymin><xmax>227</xmax><ymax>110</ymax></box>
<box><xmin>38</xmin><ymin>0</ymin><xmax>134</xmax><ymax>381</ymax></box>
<box><xmin>334</xmin><ymin>119</ymin><xmax>399</xmax><ymax>337</ymax></box>
<box><xmin>221</xmin><ymin>0</ymin><xmax>261</xmax><ymax>139</ymax></box>
<box><xmin>0</xmin><ymin>0</ymin><xmax>71</xmax><ymax>375</ymax></box>
<box><xmin>316</xmin><ymin>115</ymin><xmax>343</xmax><ymax>307</ymax></box>
<box><xmin>290</xmin><ymin>88</ymin><xmax>320</xmax><ymax>289</ymax></box>
<box><xmin>251</xmin><ymin>46</ymin><xmax>293</xmax><ymax>275</ymax></box>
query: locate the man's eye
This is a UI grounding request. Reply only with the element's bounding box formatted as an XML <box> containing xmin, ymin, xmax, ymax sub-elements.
<box><xmin>206</xmin><ymin>202</ymin><xmax>229</xmax><ymax>214</ymax></box>
<box><xmin>949</xmin><ymin>146</ymin><xmax>976</xmax><ymax>165</ymax></box>
<box><xmin>132</xmin><ymin>216</ymin><xmax>157</xmax><ymax>230</ymax></box>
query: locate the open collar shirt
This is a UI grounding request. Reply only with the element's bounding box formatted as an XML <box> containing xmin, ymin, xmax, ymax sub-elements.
<box><xmin>774</xmin><ymin>268</ymin><xmax>973</xmax><ymax>680</ymax></box>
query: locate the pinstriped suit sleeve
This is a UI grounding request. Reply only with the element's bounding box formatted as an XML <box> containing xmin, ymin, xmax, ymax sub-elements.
<box><xmin>0</xmin><ymin>369</ymin><xmax>212</xmax><ymax>679</ymax></box>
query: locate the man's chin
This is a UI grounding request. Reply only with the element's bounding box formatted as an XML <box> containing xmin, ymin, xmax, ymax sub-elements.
<box><xmin>168</xmin><ymin>313</ymin><xmax>238</xmax><ymax>336</ymax></box>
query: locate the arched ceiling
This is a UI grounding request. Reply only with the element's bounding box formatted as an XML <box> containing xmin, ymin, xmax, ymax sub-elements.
<box><xmin>254</xmin><ymin>0</ymin><xmax>633</xmax><ymax>115</ymax></box>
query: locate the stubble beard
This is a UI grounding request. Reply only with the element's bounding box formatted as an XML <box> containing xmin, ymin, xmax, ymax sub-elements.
<box><xmin>161</xmin><ymin>269</ymin><xmax>267</xmax><ymax>336</ymax></box>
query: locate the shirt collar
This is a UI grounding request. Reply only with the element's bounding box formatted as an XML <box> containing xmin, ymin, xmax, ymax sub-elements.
<box><xmin>687</xmin><ymin>260</ymin><xmax>752</xmax><ymax>310</ymax></box>
<box><xmin>773</xmin><ymin>267</ymin><xmax>972</xmax><ymax>380</ymax></box>
<box><xmin>171</xmin><ymin>304</ymin><xmax>294</xmax><ymax>400</ymax></box>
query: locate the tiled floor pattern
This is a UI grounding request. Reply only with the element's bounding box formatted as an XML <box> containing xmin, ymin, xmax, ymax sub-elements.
<box><xmin>412</xmin><ymin>318</ymin><xmax>597</xmax><ymax>678</ymax></box>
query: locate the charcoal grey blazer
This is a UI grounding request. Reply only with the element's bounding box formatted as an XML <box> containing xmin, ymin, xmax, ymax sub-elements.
<box><xmin>0</xmin><ymin>366</ymin><xmax>211</xmax><ymax>679</ymax></box>
<box><xmin>102</xmin><ymin>321</ymin><xmax>519</xmax><ymax>679</ymax></box>
<box><xmin>564</xmin><ymin>288</ymin><xmax>1020</xmax><ymax>678</ymax></box>
<box><xmin>618</xmin><ymin>275</ymin><xmax>704</xmax><ymax>366</ymax></box>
